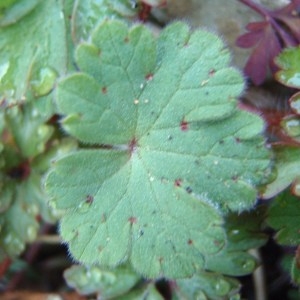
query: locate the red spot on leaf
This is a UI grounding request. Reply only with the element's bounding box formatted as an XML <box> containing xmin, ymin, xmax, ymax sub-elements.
<box><xmin>128</xmin><ymin>217</ymin><xmax>137</xmax><ymax>224</ymax></box>
<box><xmin>174</xmin><ymin>179</ymin><xmax>182</xmax><ymax>187</ymax></box>
<box><xmin>128</xmin><ymin>138</ymin><xmax>138</xmax><ymax>155</ymax></box>
<box><xmin>188</xmin><ymin>239</ymin><xmax>193</xmax><ymax>245</ymax></box>
<box><xmin>180</xmin><ymin>120</ymin><xmax>189</xmax><ymax>131</ymax></box>
<box><xmin>209</xmin><ymin>69</ymin><xmax>216</xmax><ymax>76</ymax></box>
<box><xmin>102</xmin><ymin>87</ymin><xmax>107</xmax><ymax>94</ymax></box>
<box><xmin>85</xmin><ymin>195</ymin><xmax>94</xmax><ymax>204</ymax></box>
<box><xmin>145</xmin><ymin>73</ymin><xmax>153</xmax><ymax>81</ymax></box>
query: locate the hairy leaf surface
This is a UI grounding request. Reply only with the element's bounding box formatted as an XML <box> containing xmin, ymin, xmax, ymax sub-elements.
<box><xmin>46</xmin><ymin>20</ymin><xmax>271</xmax><ymax>278</ymax></box>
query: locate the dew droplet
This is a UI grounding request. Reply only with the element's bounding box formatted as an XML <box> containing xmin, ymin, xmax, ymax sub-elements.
<box><xmin>242</xmin><ymin>258</ymin><xmax>256</xmax><ymax>272</ymax></box>
<box><xmin>31</xmin><ymin>109</ymin><xmax>39</xmax><ymax>117</ymax></box>
<box><xmin>31</xmin><ymin>67</ymin><xmax>58</xmax><ymax>97</ymax></box>
<box><xmin>214</xmin><ymin>279</ymin><xmax>230</xmax><ymax>296</ymax></box>
<box><xmin>140</xmin><ymin>83</ymin><xmax>144</xmax><ymax>89</ymax></box>
<box><xmin>133</xmin><ymin>99</ymin><xmax>139</xmax><ymax>105</ymax></box>
<box><xmin>144</xmin><ymin>99</ymin><xmax>149</xmax><ymax>103</ymax></box>
<box><xmin>230</xmin><ymin>229</ymin><xmax>240</xmax><ymax>235</ymax></box>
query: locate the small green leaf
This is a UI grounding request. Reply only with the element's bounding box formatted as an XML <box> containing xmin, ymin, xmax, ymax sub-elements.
<box><xmin>203</xmin><ymin>208</ymin><xmax>267</xmax><ymax>277</ymax></box>
<box><xmin>0</xmin><ymin>102</ymin><xmax>77</xmax><ymax>257</ymax></box>
<box><xmin>64</xmin><ymin>264</ymin><xmax>140</xmax><ymax>298</ymax></box>
<box><xmin>0</xmin><ymin>0</ymin><xmax>39</xmax><ymax>27</ymax></box>
<box><xmin>175</xmin><ymin>272</ymin><xmax>240</xmax><ymax>300</ymax></box>
<box><xmin>46</xmin><ymin>20</ymin><xmax>271</xmax><ymax>278</ymax></box>
<box><xmin>205</xmin><ymin>250</ymin><xmax>257</xmax><ymax>276</ymax></box>
<box><xmin>281</xmin><ymin>116</ymin><xmax>300</xmax><ymax>139</ymax></box>
<box><xmin>267</xmin><ymin>191</ymin><xmax>300</xmax><ymax>246</ymax></box>
<box><xmin>263</xmin><ymin>146</ymin><xmax>300</xmax><ymax>199</ymax></box>
<box><xmin>225</xmin><ymin>207</ymin><xmax>268</xmax><ymax>251</ymax></box>
<box><xmin>118</xmin><ymin>283</ymin><xmax>164</xmax><ymax>300</ymax></box>
<box><xmin>0</xmin><ymin>0</ymin><xmax>68</xmax><ymax>108</ymax></box>
<box><xmin>290</xmin><ymin>92</ymin><xmax>300</xmax><ymax>115</ymax></box>
<box><xmin>291</xmin><ymin>256</ymin><xmax>300</xmax><ymax>286</ymax></box>
<box><xmin>71</xmin><ymin>0</ymin><xmax>139</xmax><ymax>43</ymax></box>
<box><xmin>5</xmin><ymin>103</ymin><xmax>54</xmax><ymax>158</ymax></box>
<box><xmin>275</xmin><ymin>46</ymin><xmax>300</xmax><ymax>88</ymax></box>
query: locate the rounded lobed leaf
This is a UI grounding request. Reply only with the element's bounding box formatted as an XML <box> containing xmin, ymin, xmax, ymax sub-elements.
<box><xmin>46</xmin><ymin>20</ymin><xmax>271</xmax><ymax>278</ymax></box>
<box><xmin>275</xmin><ymin>46</ymin><xmax>300</xmax><ymax>88</ymax></box>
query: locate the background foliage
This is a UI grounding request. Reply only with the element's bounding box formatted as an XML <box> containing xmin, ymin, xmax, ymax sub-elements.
<box><xmin>1</xmin><ymin>0</ymin><xmax>300</xmax><ymax>299</ymax></box>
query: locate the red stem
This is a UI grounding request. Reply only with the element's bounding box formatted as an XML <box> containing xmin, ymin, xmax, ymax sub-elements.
<box><xmin>238</xmin><ymin>0</ymin><xmax>270</xmax><ymax>18</ymax></box>
<box><xmin>239</xmin><ymin>0</ymin><xmax>297</xmax><ymax>46</ymax></box>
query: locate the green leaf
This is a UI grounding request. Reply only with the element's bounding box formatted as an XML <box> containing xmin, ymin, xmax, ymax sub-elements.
<box><xmin>0</xmin><ymin>101</ymin><xmax>77</xmax><ymax>257</ymax></box>
<box><xmin>262</xmin><ymin>146</ymin><xmax>300</xmax><ymax>199</ymax></box>
<box><xmin>224</xmin><ymin>207</ymin><xmax>268</xmax><ymax>252</ymax></box>
<box><xmin>289</xmin><ymin>91</ymin><xmax>300</xmax><ymax>116</ymax></box>
<box><xmin>0</xmin><ymin>0</ymin><xmax>68</xmax><ymax>108</ymax></box>
<box><xmin>118</xmin><ymin>283</ymin><xmax>164</xmax><ymax>300</ymax></box>
<box><xmin>175</xmin><ymin>272</ymin><xmax>240</xmax><ymax>300</ymax></box>
<box><xmin>275</xmin><ymin>46</ymin><xmax>300</xmax><ymax>88</ymax></box>
<box><xmin>4</xmin><ymin>103</ymin><xmax>53</xmax><ymax>158</ymax></box>
<box><xmin>267</xmin><ymin>191</ymin><xmax>300</xmax><ymax>246</ymax></box>
<box><xmin>0</xmin><ymin>0</ymin><xmax>40</xmax><ymax>27</ymax></box>
<box><xmin>292</xmin><ymin>255</ymin><xmax>300</xmax><ymax>286</ymax></box>
<box><xmin>64</xmin><ymin>264</ymin><xmax>140</xmax><ymax>298</ymax></box>
<box><xmin>281</xmin><ymin>116</ymin><xmax>300</xmax><ymax>141</ymax></box>
<box><xmin>46</xmin><ymin>20</ymin><xmax>271</xmax><ymax>278</ymax></box>
<box><xmin>203</xmin><ymin>207</ymin><xmax>268</xmax><ymax>277</ymax></box>
<box><xmin>205</xmin><ymin>250</ymin><xmax>257</xmax><ymax>276</ymax></box>
<box><xmin>71</xmin><ymin>0</ymin><xmax>139</xmax><ymax>43</ymax></box>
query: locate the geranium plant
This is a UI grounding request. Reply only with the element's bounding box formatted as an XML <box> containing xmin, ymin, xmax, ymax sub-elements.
<box><xmin>0</xmin><ymin>1</ymin><xmax>300</xmax><ymax>299</ymax></box>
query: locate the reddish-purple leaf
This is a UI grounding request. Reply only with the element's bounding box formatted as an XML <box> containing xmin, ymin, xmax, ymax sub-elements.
<box><xmin>237</xmin><ymin>0</ymin><xmax>300</xmax><ymax>85</ymax></box>
<box><xmin>243</xmin><ymin>24</ymin><xmax>281</xmax><ymax>85</ymax></box>
<box><xmin>236</xmin><ymin>31</ymin><xmax>263</xmax><ymax>48</ymax></box>
<box><xmin>244</xmin><ymin>40</ymin><xmax>268</xmax><ymax>86</ymax></box>
<box><xmin>245</xmin><ymin>21</ymin><xmax>269</xmax><ymax>31</ymax></box>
